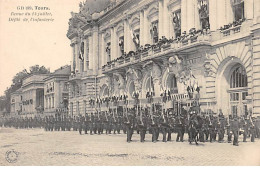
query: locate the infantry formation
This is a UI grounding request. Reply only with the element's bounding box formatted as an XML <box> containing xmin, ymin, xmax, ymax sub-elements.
<box><xmin>1</xmin><ymin>105</ymin><xmax>260</xmax><ymax>146</ymax></box>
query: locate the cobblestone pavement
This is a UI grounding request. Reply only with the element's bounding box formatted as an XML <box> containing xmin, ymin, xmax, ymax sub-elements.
<box><xmin>0</xmin><ymin>128</ymin><xmax>259</xmax><ymax>166</ymax></box>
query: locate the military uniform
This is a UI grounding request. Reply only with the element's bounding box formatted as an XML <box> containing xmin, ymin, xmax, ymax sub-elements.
<box><xmin>243</xmin><ymin>118</ymin><xmax>248</xmax><ymax>142</ymax></box>
<box><xmin>218</xmin><ymin>114</ymin><xmax>225</xmax><ymax>142</ymax></box>
<box><xmin>84</xmin><ymin>114</ymin><xmax>90</xmax><ymax>134</ymax></box>
<box><xmin>209</xmin><ymin>117</ymin><xmax>214</xmax><ymax>143</ymax></box>
<box><xmin>250</xmin><ymin>118</ymin><xmax>256</xmax><ymax>142</ymax></box>
<box><xmin>231</xmin><ymin>117</ymin><xmax>239</xmax><ymax>146</ymax></box>
<box><xmin>137</xmin><ymin>109</ymin><xmax>147</xmax><ymax>142</ymax></box>
<box><xmin>124</xmin><ymin>112</ymin><xmax>134</xmax><ymax>143</ymax></box>
<box><xmin>90</xmin><ymin>113</ymin><xmax>94</xmax><ymax>134</ymax></box>
<box><xmin>78</xmin><ymin>116</ymin><xmax>84</xmax><ymax>135</ymax></box>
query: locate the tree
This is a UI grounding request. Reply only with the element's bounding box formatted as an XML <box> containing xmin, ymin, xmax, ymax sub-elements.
<box><xmin>4</xmin><ymin>65</ymin><xmax>50</xmax><ymax>115</ymax></box>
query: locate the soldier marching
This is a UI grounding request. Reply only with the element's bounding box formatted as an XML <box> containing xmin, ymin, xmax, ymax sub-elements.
<box><xmin>1</xmin><ymin>93</ymin><xmax>260</xmax><ymax>147</ymax></box>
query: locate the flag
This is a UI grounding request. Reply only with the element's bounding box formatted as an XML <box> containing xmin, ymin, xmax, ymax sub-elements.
<box><xmin>130</xmin><ymin>28</ymin><xmax>134</xmax><ymax>40</ymax></box>
<box><xmin>79</xmin><ymin>42</ymin><xmax>84</xmax><ymax>61</ymax></box>
<box><xmin>151</xmin><ymin>76</ymin><xmax>155</xmax><ymax>92</ymax></box>
<box><xmin>79</xmin><ymin>53</ymin><xmax>84</xmax><ymax>61</ymax></box>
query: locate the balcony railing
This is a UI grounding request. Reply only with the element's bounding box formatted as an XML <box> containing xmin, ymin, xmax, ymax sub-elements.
<box><xmin>102</xmin><ymin>29</ymin><xmax>211</xmax><ymax>73</ymax></box>
<box><xmin>219</xmin><ymin>18</ymin><xmax>245</xmax><ymax>37</ymax></box>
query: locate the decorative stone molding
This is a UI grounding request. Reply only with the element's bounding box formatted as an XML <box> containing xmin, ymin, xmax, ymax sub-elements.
<box><xmin>203</xmin><ymin>60</ymin><xmax>213</xmax><ymax>77</ymax></box>
<box><xmin>126</xmin><ymin>67</ymin><xmax>142</xmax><ymax>92</ymax></box>
<box><xmin>113</xmin><ymin>73</ymin><xmax>125</xmax><ymax>90</ymax></box>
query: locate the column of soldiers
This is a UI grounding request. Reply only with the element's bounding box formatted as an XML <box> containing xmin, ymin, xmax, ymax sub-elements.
<box><xmin>1</xmin><ymin>109</ymin><xmax>260</xmax><ymax>146</ymax></box>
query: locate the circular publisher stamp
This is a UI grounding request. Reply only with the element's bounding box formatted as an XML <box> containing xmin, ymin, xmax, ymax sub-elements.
<box><xmin>5</xmin><ymin>150</ymin><xmax>19</xmax><ymax>163</ymax></box>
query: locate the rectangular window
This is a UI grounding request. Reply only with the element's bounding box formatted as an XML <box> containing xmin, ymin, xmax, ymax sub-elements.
<box><xmin>242</xmin><ymin>92</ymin><xmax>248</xmax><ymax>100</ymax></box>
<box><xmin>84</xmin><ymin>100</ymin><xmax>87</xmax><ymax>114</ymax></box>
<box><xmin>231</xmin><ymin>106</ymin><xmax>238</xmax><ymax>117</ymax></box>
<box><xmin>232</xmin><ymin>0</ymin><xmax>244</xmax><ymax>21</ymax></box>
<box><xmin>77</xmin><ymin>101</ymin><xmax>80</xmax><ymax>114</ymax></box>
<box><xmin>106</xmin><ymin>42</ymin><xmax>111</xmax><ymax>62</ymax></box>
<box><xmin>172</xmin><ymin>10</ymin><xmax>181</xmax><ymax>38</ymax></box>
<box><xmin>119</xmin><ymin>36</ymin><xmax>124</xmax><ymax>56</ymax></box>
<box><xmin>70</xmin><ymin>103</ymin><xmax>73</xmax><ymax>116</ymax></box>
<box><xmin>133</xmin><ymin>29</ymin><xmax>140</xmax><ymax>49</ymax></box>
<box><xmin>150</xmin><ymin>21</ymin><xmax>158</xmax><ymax>44</ymax></box>
<box><xmin>52</xmin><ymin>97</ymin><xmax>54</xmax><ymax>108</ymax></box>
<box><xmin>198</xmin><ymin>0</ymin><xmax>209</xmax><ymax>30</ymax></box>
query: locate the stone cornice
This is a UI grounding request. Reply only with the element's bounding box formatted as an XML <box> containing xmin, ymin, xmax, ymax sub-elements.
<box><xmin>67</xmin><ymin>32</ymin><xmax>78</xmax><ymax>40</ymax></box>
<box><xmin>168</xmin><ymin>0</ymin><xmax>181</xmax><ymax>7</ymax></box>
<box><xmin>99</xmin><ymin>0</ymin><xmax>153</xmax><ymax>29</ymax></box>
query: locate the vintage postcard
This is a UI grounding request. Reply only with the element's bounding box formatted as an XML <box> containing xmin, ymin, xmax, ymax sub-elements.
<box><xmin>0</xmin><ymin>0</ymin><xmax>260</xmax><ymax>166</ymax></box>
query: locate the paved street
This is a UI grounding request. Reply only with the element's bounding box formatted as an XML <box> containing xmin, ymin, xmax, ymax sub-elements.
<box><xmin>0</xmin><ymin>127</ymin><xmax>259</xmax><ymax>166</ymax></box>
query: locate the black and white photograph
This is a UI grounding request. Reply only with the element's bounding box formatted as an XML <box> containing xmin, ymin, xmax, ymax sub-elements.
<box><xmin>0</xmin><ymin>0</ymin><xmax>260</xmax><ymax>166</ymax></box>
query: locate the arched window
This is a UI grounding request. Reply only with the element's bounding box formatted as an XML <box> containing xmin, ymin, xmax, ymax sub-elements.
<box><xmin>230</xmin><ymin>65</ymin><xmax>247</xmax><ymax>88</ymax></box>
<box><xmin>229</xmin><ymin>64</ymin><xmax>248</xmax><ymax>117</ymax></box>
<box><xmin>128</xmin><ymin>81</ymin><xmax>135</xmax><ymax>99</ymax></box>
<box><xmin>166</xmin><ymin>74</ymin><xmax>178</xmax><ymax>93</ymax></box>
<box><xmin>103</xmin><ymin>86</ymin><xmax>109</xmax><ymax>97</ymax></box>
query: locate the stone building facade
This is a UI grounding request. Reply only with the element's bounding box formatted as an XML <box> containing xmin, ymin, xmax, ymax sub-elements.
<box><xmin>10</xmin><ymin>66</ymin><xmax>70</xmax><ymax>117</ymax></box>
<box><xmin>67</xmin><ymin>0</ymin><xmax>260</xmax><ymax>117</ymax></box>
<box><xmin>43</xmin><ymin>65</ymin><xmax>70</xmax><ymax>116</ymax></box>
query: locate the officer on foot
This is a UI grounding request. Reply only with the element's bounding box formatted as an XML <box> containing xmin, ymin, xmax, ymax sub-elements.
<box><xmin>231</xmin><ymin>115</ymin><xmax>239</xmax><ymax>146</ymax></box>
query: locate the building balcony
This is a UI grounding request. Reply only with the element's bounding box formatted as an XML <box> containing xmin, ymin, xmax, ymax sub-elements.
<box><xmin>69</xmin><ymin>72</ymin><xmax>82</xmax><ymax>81</ymax></box>
<box><xmin>70</xmin><ymin>69</ymin><xmax>95</xmax><ymax>81</ymax></box>
<box><xmin>211</xmin><ymin>19</ymin><xmax>252</xmax><ymax>44</ymax></box>
<box><xmin>102</xmin><ymin>31</ymin><xmax>211</xmax><ymax>73</ymax></box>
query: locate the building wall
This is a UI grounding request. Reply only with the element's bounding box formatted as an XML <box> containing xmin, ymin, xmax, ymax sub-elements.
<box><xmin>44</xmin><ymin>77</ymin><xmax>69</xmax><ymax>116</ymax></box>
<box><xmin>67</xmin><ymin>0</ymin><xmax>260</xmax><ymax>116</ymax></box>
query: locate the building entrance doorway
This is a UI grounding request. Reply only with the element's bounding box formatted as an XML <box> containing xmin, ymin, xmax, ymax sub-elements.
<box><xmin>227</xmin><ymin>64</ymin><xmax>248</xmax><ymax>117</ymax></box>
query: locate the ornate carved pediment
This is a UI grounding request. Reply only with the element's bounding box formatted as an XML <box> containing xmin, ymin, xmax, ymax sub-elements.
<box><xmin>126</xmin><ymin>67</ymin><xmax>142</xmax><ymax>92</ymax></box>
<box><xmin>152</xmin><ymin>62</ymin><xmax>162</xmax><ymax>81</ymax></box>
<box><xmin>168</xmin><ymin>55</ymin><xmax>194</xmax><ymax>83</ymax></box>
<box><xmin>126</xmin><ymin>67</ymin><xmax>142</xmax><ymax>81</ymax></box>
<box><xmin>143</xmin><ymin>60</ymin><xmax>162</xmax><ymax>81</ymax></box>
<box><xmin>203</xmin><ymin>60</ymin><xmax>213</xmax><ymax>77</ymax></box>
<box><xmin>67</xmin><ymin>2</ymin><xmax>92</xmax><ymax>38</ymax></box>
<box><xmin>113</xmin><ymin>73</ymin><xmax>125</xmax><ymax>90</ymax></box>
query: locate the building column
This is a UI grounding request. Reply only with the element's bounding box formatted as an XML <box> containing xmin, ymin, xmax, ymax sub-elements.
<box><xmin>254</xmin><ymin>0</ymin><xmax>260</xmax><ymax>24</ymax></box>
<box><xmin>92</xmin><ymin>26</ymin><xmax>99</xmax><ymax>73</ymax></box>
<box><xmin>110</xmin><ymin>27</ymin><xmax>116</xmax><ymax>60</ymax></box>
<box><xmin>186</xmin><ymin>0</ymin><xmax>196</xmax><ymax>31</ymax></box>
<box><xmin>209</xmin><ymin>0</ymin><xmax>218</xmax><ymax>31</ymax></box>
<box><xmin>245</xmin><ymin>0</ymin><xmax>254</xmax><ymax>20</ymax></box>
<box><xmin>75</xmin><ymin>42</ymin><xmax>79</xmax><ymax>73</ymax></box>
<box><xmin>163</xmin><ymin>0</ymin><xmax>170</xmax><ymax>39</ymax></box>
<box><xmin>88</xmin><ymin>35</ymin><xmax>93</xmax><ymax>70</ymax></box>
<box><xmin>32</xmin><ymin>89</ymin><xmax>36</xmax><ymax>113</ymax></box>
<box><xmin>55</xmin><ymin>82</ymin><xmax>59</xmax><ymax>109</ymax></box>
<box><xmin>252</xmin><ymin>28</ymin><xmax>260</xmax><ymax>114</ymax></box>
<box><xmin>83</xmin><ymin>38</ymin><xmax>88</xmax><ymax>71</ymax></box>
<box><xmin>143</xmin><ymin>8</ymin><xmax>149</xmax><ymax>45</ymax></box>
<box><xmin>127</xmin><ymin>19</ymin><xmax>135</xmax><ymax>52</ymax></box>
<box><xmin>49</xmin><ymin>97</ymin><xmax>51</xmax><ymax>109</ymax></box>
<box><xmin>194</xmin><ymin>0</ymin><xmax>200</xmax><ymax>30</ymax></box>
<box><xmin>70</xmin><ymin>43</ymin><xmax>75</xmax><ymax>72</ymax></box>
<box><xmin>101</xmin><ymin>32</ymin><xmax>105</xmax><ymax>66</ymax></box>
<box><xmin>158</xmin><ymin>0</ymin><xmax>164</xmax><ymax>38</ymax></box>
<box><xmin>140</xmin><ymin>10</ymin><xmax>144</xmax><ymax>46</ymax></box>
<box><xmin>124</xmin><ymin>19</ymin><xmax>128</xmax><ymax>53</ymax></box>
<box><xmin>226</xmin><ymin>0</ymin><xmax>234</xmax><ymax>24</ymax></box>
<box><xmin>181</xmin><ymin>0</ymin><xmax>187</xmax><ymax>32</ymax></box>
<box><xmin>216</xmin><ymin>0</ymin><xmax>227</xmax><ymax>28</ymax></box>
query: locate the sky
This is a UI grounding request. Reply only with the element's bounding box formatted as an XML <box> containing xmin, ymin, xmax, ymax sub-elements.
<box><xmin>0</xmin><ymin>0</ymin><xmax>83</xmax><ymax>96</ymax></box>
